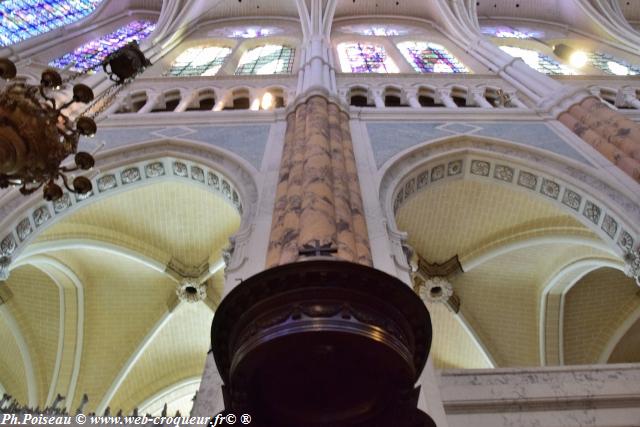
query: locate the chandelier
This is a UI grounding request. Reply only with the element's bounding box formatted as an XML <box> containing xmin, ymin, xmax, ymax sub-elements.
<box><xmin>0</xmin><ymin>42</ymin><xmax>150</xmax><ymax>201</ymax></box>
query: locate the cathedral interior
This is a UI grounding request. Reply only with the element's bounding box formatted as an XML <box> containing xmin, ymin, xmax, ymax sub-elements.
<box><xmin>0</xmin><ymin>0</ymin><xmax>640</xmax><ymax>426</ymax></box>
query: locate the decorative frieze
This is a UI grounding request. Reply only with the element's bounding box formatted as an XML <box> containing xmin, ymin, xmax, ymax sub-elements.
<box><xmin>601</xmin><ymin>215</ymin><xmax>618</xmax><ymax>238</ymax></box>
<box><xmin>97</xmin><ymin>175</ymin><xmax>118</xmax><ymax>192</ymax></box>
<box><xmin>16</xmin><ymin>219</ymin><xmax>32</xmax><ymax>242</ymax></box>
<box><xmin>53</xmin><ymin>194</ymin><xmax>72</xmax><ymax>213</ymax></box>
<box><xmin>121</xmin><ymin>167</ymin><xmax>141</xmax><ymax>184</ymax></box>
<box><xmin>493</xmin><ymin>165</ymin><xmax>514</xmax><ymax>182</ymax></box>
<box><xmin>562</xmin><ymin>189</ymin><xmax>582</xmax><ymax>211</ymax></box>
<box><xmin>393</xmin><ymin>156</ymin><xmax>636</xmax><ymax>252</ymax></box>
<box><xmin>540</xmin><ymin>178</ymin><xmax>560</xmax><ymax>199</ymax></box>
<box><xmin>32</xmin><ymin>206</ymin><xmax>51</xmax><ymax>227</ymax></box>
<box><xmin>0</xmin><ymin>235</ymin><xmax>16</xmax><ymax>256</ymax></box>
<box><xmin>0</xmin><ymin>158</ymin><xmax>245</xmax><ymax>273</ymax></box>
<box><xmin>470</xmin><ymin>160</ymin><xmax>490</xmax><ymax>176</ymax></box>
<box><xmin>145</xmin><ymin>162</ymin><xmax>165</xmax><ymax>178</ymax></box>
<box><xmin>584</xmin><ymin>201</ymin><xmax>602</xmax><ymax>224</ymax></box>
<box><xmin>517</xmin><ymin>171</ymin><xmax>537</xmax><ymax>189</ymax></box>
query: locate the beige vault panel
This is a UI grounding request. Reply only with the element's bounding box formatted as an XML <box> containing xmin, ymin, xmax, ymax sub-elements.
<box><xmin>453</xmin><ymin>243</ymin><xmax>613</xmax><ymax>368</ymax></box>
<box><xmin>563</xmin><ymin>267</ymin><xmax>639</xmax><ymax>365</ymax></box>
<box><xmin>45</xmin><ymin>249</ymin><xmax>177</xmax><ymax>412</ymax></box>
<box><xmin>38</xmin><ymin>182</ymin><xmax>241</xmax><ymax>267</ymax></box>
<box><xmin>609</xmin><ymin>314</ymin><xmax>640</xmax><ymax>364</ymax></box>
<box><xmin>397</xmin><ymin>179</ymin><xmax>613</xmax><ymax>368</ymax></box>
<box><xmin>0</xmin><ymin>306</ymin><xmax>29</xmax><ymax>403</ymax></box>
<box><xmin>396</xmin><ymin>179</ymin><xmax>589</xmax><ymax>263</ymax></box>
<box><xmin>3</xmin><ymin>265</ymin><xmax>60</xmax><ymax>404</ymax></box>
<box><xmin>428</xmin><ymin>302</ymin><xmax>492</xmax><ymax>369</ymax></box>
<box><xmin>110</xmin><ymin>299</ymin><xmax>214</xmax><ymax>413</ymax></box>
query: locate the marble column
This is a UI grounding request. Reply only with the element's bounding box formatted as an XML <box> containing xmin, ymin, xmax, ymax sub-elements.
<box><xmin>558</xmin><ymin>96</ymin><xmax>640</xmax><ymax>182</ymax></box>
<box><xmin>267</xmin><ymin>95</ymin><xmax>373</xmax><ymax>267</ymax></box>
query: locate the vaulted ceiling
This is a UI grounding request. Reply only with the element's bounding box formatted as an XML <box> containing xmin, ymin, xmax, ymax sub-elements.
<box><xmin>0</xmin><ymin>182</ymin><xmax>240</xmax><ymax>413</ymax></box>
<box><xmin>396</xmin><ymin>178</ymin><xmax>639</xmax><ymax>369</ymax></box>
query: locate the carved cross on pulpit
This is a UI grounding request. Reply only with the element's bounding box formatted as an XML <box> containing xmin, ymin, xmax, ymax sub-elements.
<box><xmin>298</xmin><ymin>240</ymin><xmax>338</xmax><ymax>257</ymax></box>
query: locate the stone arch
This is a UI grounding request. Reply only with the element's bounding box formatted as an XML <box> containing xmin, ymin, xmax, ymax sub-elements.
<box><xmin>539</xmin><ymin>258</ymin><xmax>624</xmax><ymax>365</ymax></box>
<box><xmin>379</xmin><ymin>135</ymin><xmax>639</xmax><ymax>368</ymax></box>
<box><xmin>0</xmin><ymin>139</ymin><xmax>260</xmax><ymax>276</ymax></box>
<box><xmin>561</xmin><ymin>266</ymin><xmax>639</xmax><ymax>365</ymax></box>
<box><xmin>379</xmin><ymin>135</ymin><xmax>640</xmax><ymax>261</ymax></box>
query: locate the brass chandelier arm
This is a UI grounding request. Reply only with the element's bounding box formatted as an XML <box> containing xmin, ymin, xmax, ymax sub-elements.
<box><xmin>0</xmin><ymin>42</ymin><xmax>151</xmax><ymax>202</ymax></box>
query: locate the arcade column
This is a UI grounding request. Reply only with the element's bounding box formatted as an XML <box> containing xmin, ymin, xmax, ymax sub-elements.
<box><xmin>209</xmin><ymin>93</ymin><xmax>437</xmax><ymax>427</ymax></box>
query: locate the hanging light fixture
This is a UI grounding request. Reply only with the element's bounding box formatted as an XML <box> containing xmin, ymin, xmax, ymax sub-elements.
<box><xmin>0</xmin><ymin>42</ymin><xmax>151</xmax><ymax>201</ymax></box>
<box><xmin>553</xmin><ymin>43</ymin><xmax>588</xmax><ymax>69</ymax></box>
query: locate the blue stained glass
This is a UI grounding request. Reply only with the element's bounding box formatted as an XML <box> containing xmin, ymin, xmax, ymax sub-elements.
<box><xmin>0</xmin><ymin>0</ymin><xmax>104</xmax><ymax>47</ymax></box>
<box><xmin>499</xmin><ymin>45</ymin><xmax>575</xmax><ymax>75</ymax></box>
<box><xmin>588</xmin><ymin>52</ymin><xmax>640</xmax><ymax>76</ymax></box>
<box><xmin>481</xmin><ymin>26</ymin><xmax>543</xmax><ymax>39</ymax></box>
<box><xmin>49</xmin><ymin>20</ymin><xmax>156</xmax><ymax>72</ymax></box>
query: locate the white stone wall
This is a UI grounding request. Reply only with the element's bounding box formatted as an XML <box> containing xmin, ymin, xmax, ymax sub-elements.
<box><xmin>440</xmin><ymin>364</ymin><xmax>640</xmax><ymax>427</ymax></box>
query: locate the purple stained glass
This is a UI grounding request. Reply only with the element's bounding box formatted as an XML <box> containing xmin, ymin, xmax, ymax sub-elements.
<box><xmin>338</xmin><ymin>43</ymin><xmax>398</xmax><ymax>73</ymax></box>
<box><xmin>481</xmin><ymin>26</ymin><xmax>544</xmax><ymax>39</ymax></box>
<box><xmin>0</xmin><ymin>0</ymin><xmax>104</xmax><ymax>47</ymax></box>
<box><xmin>397</xmin><ymin>41</ymin><xmax>468</xmax><ymax>73</ymax></box>
<box><xmin>50</xmin><ymin>20</ymin><xmax>156</xmax><ymax>72</ymax></box>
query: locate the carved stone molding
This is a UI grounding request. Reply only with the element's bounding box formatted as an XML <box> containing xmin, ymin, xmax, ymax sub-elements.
<box><xmin>0</xmin><ymin>256</ymin><xmax>10</xmax><ymax>281</ymax></box>
<box><xmin>623</xmin><ymin>250</ymin><xmax>640</xmax><ymax>287</ymax></box>
<box><xmin>379</xmin><ymin>138</ymin><xmax>640</xmax><ymax>260</ymax></box>
<box><xmin>0</xmin><ymin>142</ymin><xmax>259</xmax><ymax>279</ymax></box>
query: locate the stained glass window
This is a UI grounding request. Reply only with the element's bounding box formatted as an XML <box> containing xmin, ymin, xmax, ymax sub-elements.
<box><xmin>49</xmin><ymin>20</ymin><xmax>156</xmax><ymax>72</ymax></box>
<box><xmin>229</xmin><ymin>27</ymin><xmax>276</xmax><ymax>38</ymax></box>
<box><xmin>337</xmin><ymin>43</ymin><xmax>399</xmax><ymax>73</ymax></box>
<box><xmin>0</xmin><ymin>0</ymin><xmax>104</xmax><ymax>47</ymax></box>
<box><xmin>168</xmin><ymin>46</ymin><xmax>232</xmax><ymax>76</ymax></box>
<box><xmin>481</xmin><ymin>26</ymin><xmax>543</xmax><ymax>39</ymax></box>
<box><xmin>235</xmin><ymin>45</ymin><xmax>295</xmax><ymax>75</ymax></box>
<box><xmin>208</xmin><ymin>26</ymin><xmax>283</xmax><ymax>39</ymax></box>
<box><xmin>499</xmin><ymin>45</ymin><xmax>574</xmax><ymax>75</ymax></box>
<box><xmin>397</xmin><ymin>41</ymin><xmax>469</xmax><ymax>73</ymax></box>
<box><xmin>344</xmin><ymin>26</ymin><xmax>403</xmax><ymax>36</ymax></box>
<box><xmin>588</xmin><ymin>52</ymin><xmax>640</xmax><ymax>76</ymax></box>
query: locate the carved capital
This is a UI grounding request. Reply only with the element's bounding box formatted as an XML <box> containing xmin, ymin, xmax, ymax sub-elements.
<box><xmin>0</xmin><ymin>256</ymin><xmax>10</xmax><ymax>281</ymax></box>
<box><xmin>623</xmin><ymin>250</ymin><xmax>640</xmax><ymax>287</ymax></box>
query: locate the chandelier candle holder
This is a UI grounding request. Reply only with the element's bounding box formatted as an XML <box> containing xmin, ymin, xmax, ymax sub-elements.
<box><xmin>0</xmin><ymin>42</ymin><xmax>150</xmax><ymax>201</ymax></box>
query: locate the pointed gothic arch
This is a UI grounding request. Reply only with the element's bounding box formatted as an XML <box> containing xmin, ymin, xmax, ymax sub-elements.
<box><xmin>379</xmin><ymin>135</ymin><xmax>639</xmax><ymax>259</ymax></box>
<box><xmin>0</xmin><ymin>140</ymin><xmax>260</xmax><ymax>278</ymax></box>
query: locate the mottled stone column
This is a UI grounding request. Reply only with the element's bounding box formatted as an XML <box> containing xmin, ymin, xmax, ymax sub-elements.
<box><xmin>559</xmin><ymin>96</ymin><xmax>640</xmax><ymax>182</ymax></box>
<box><xmin>267</xmin><ymin>95</ymin><xmax>372</xmax><ymax>267</ymax></box>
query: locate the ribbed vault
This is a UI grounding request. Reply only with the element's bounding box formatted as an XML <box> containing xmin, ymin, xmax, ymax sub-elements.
<box><xmin>396</xmin><ymin>178</ymin><xmax>628</xmax><ymax>368</ymax></box>
<box><xmin>0</xmin><ymin>181</ymin><xmax>240</xmax><ymax>411</ymax></box>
